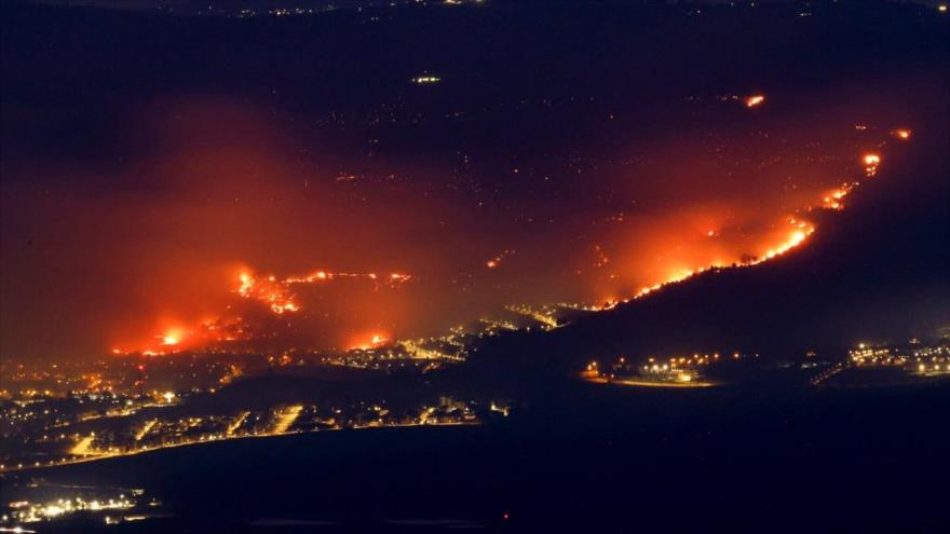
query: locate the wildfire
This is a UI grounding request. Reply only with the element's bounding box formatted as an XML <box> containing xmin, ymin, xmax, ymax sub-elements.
<box><xmin>617</xmin><ymin>145</ymin><xmax>894</xmax><ymax>310</ymax></box>
<box><xmin>745</xmin><ymin>94</ymin><xmax>766</xmax><ymax>108</ymax></box>
<box><xmin>349</xmin><ymin>332</ymin><xmax>389</xmax><ymax>350</ymax></box>
<box><xmin>236</xmin><ymin>271</ymin><xmax>299</xmax><ymax>315</ymax></box>
<box><xmin>757</xmin><ymin>225</ymin><xmax>813</xmax><ymax>262</ymax></box>
<box><xmin>162</xmin><ymin>332</ymin><xmax>181</xmax><ymax>346</ymax></box>
<box><xmin>629</xmin><ymin>220</ymin><xmax>814</xmax><ymax>301</ymax></box>
<box><xmin>115</xmin><ymin>265</ymin><xmax>413</xmax><ymax>356</ymax></box>
<box><xmin>110</xmin><ymin>116</ymin><xmax>908</xmax><ymax>361</ymax></box>
<box><xmin>236</xmin><ymin>267</ymin><xmax>413</xmax><ymax>315</ymax></box>
<box><xmin>863</xmin><ymin>153</ymin><xmax>881</xmax><ymax>177</ymax></box>
<box><xmin>283</xmin><ymin>269</ymin><xmax>411</xmax><ymax>286</ymax></box>
<box><xmin>822</xmin><ymin>184</ymin><xmax>853</xmax><ymax>210</ymax></box>
<box><xmin>486</xmin><ymin>249</ymin><xmax>515</xmax><ymax>269</ymax></box>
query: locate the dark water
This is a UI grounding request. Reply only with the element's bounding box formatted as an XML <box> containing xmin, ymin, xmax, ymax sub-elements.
<box><xmin>14</xmin><ymin>383</ymin><xmax>950</xmax><ymax>532</ymax></box>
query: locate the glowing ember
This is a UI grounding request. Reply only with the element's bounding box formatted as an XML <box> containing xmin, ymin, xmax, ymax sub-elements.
<box><xmin>822</xmin><ymin>184</ymin><xmax>854</xmax><ymax>211</ymax></box>
<box><xmin>235</xmin><ymin>271</ymin><xmax>300</xmax><ymax>315</ymax></box>
<box><xmin>350</xmin><ymin>332</ymin><xmax>390</xmax><ymax>350</ymax></box>
<box><xmin>863</xmin><ymin>153</ymin><xmax>881</xmax><ymax>177</ymax></box>
<box><xmin>745</xmin><ymin>94</ymin><xmax>766</xmax><ymax>108</ymax></box>
<box><xmin>486</xmin><ymin>249</ymin><xmax>515</xmax><ymax>269</ymax></box>
<box><xmin>283</xmin><ymin>269</ymin><xmax>411</xmax><ymax>286</ymax></box>
<box><xmin>236</xmin><ymin>267</ymin><xmax>413</xmax><ymax>316</ymax></box>
<box><xmin>892</xmin><ymin>129</ymin><xmax>912</xmax><ymax>140</ymax></box>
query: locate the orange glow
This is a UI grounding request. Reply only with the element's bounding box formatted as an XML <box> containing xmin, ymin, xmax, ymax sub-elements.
<box><xmin>892</xmin><ymin>129</ymin><xmax>911</xmax><ymax>140</ymax></box>
<box><xmin>162</xmin><ymin>332</ymin><xmax>181</xmax><ymax>346</ymax></box>
<box><xmin>82</xmin><ymin>100</ymin><xmax>897</xmax><ymax>359</ymax></box>
<box><xmin>234</xmin><ymin>270</ymin><xmax>300</xmax><ymax>315</ymax></box>
<box><xmin>863</xmin><ymin>153</ymin><xmax>881</xmax><ymax>177</ymax></box>
<box><xmin>485</xmin><ymin>249</ymin><xmax>515</xmax><ymax>269</ymax></box>
<box><xmin>745</xmin><ymin>94</ymin><xmax>765</xmax><ymax>108</ymax></box>
<box><xmin>114</xmin><ymin>263</ymin><xmax>414</xmax><ymax>354</ymax></box>
<box><xmin>238</xmin><ymin>272</ymin><xmax>254</xmax><ymax>295</ymax></box>
<box><xmin>113</xmin><ymin>314</ymin><xmax>252</xmax><ymax>356</ymax></box>
<box><xmin>754</xmin><ymin>225</ymin><xmax>814</xmax><ymax>263</ymax></box>
<box><xmin>284</xmin><ymin>269</ymin><xmax>410</xmax><ymax>286</ymax></box>
<box><xmin>822</xmin><ymin>183</ymin><xmax>854</xmax><ymax>210</ymax></box>
<box><xmin>349</xmin><ymin>332</ymin><xmax>389</xmax><ymax>350</ymax></box>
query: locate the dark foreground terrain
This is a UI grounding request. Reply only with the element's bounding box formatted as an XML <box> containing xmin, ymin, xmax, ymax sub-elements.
<box><xmin>6</xmin><ymin>382</ymin><xmax>949</xmax><ymax>533</ymax></box>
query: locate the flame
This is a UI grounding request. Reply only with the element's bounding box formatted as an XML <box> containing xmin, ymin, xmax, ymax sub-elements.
<box><xmin>113</xmin><ymin>315</ymin><xmax>252</xmax><ymax>357</ymax></box>
<box><xmin>115</xmin><ymin>265</ymin><xmax>412</xmax><ymax>355</ymax></box>
<box><xmin>234</xmin><ymin>271</ymin><xmax>299</xmax><ymax>315</ymax></box>
<box><xmin>235</xmin><ymin>267</ymin><xmax>412</xmax><ymax>315</ymax></box>
<box><xmin>103</xmin><ymin>97</ymin><xmax>908</xmax><ymax>360</ymax></box>
<box><xmin>162</xmin><ymin>331</ymin><xmax>182</xmax><ymax>346</ymax></box>
<box><xmin>349</xmin><ymin>332</ymin><xmax>389</xmax><ymax>350</ymax></box>
<box><xmin>606</xmin><ymin>143</ymin><xmax>898</xmax><ymax>312</ymax></box>
<box><xmin>486</xmin><ymin>249</ymin><xmax>515</xmax><ymax>269</ymax></box>
<box><xmin>745</xmin><ymin>94</ymin><xmax>766</xmax><ymax>108</ymax></box>
<box><xmin>822</xmin><ymin>184</ymin><xmax>854</xmax><ymax>210</ymax></box>
<box><xmin>863</xmin><ymin>152</ymin><xmax>881</xmax><ymax>177</ymax></box>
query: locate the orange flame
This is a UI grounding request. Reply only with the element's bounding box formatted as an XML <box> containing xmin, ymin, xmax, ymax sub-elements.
<box><xmin>745</xmin><ymin>94</ymin><xmax>766</xmax><ymax>108</ymax></box>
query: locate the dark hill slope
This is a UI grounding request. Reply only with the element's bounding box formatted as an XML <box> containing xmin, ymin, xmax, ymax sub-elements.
<box><xmin>465</xmin><ymin>128</ymin><xmax>949</xmax><ymax>379</ymax></box>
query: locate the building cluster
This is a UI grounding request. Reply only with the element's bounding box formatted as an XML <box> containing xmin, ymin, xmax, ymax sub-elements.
<box><xmin>583</xmin><ymin>351</ymin><xmax>758</xmax><ymax>385</ymax></box>
<box><xmin>849</xmin><ymin>339</ymin><xmax>950</xmax><ymax>376</ymax></box>
<box><xmin>0</xmin><ymin>391</ymin><xmax>496</xmax><ymax>474</ymax></box>
<box><xmin>1</xmin><ymin>486</ymin><xmax>159</xmax><ymax>531</ymax></box>
<box><xmin>0</xmin><ymin>356</ymin><xmax>250</xmax><ymax>400</ymax></box>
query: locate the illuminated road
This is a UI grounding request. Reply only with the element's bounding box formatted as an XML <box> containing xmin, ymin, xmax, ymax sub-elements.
<box><xmin>3</xmin><ymin>421</ymin><xmax>481</xmax><ymax>474</ymax></box>
<box><xmin>811</xmin><ymin>363</ymin><xmax>845</xmax><ymax>386</ymax></box>
<box><xmin>68</xmin><ymin>435</ymin><xmax>102</xmax><ymax>456</ymax></box>
<box><xmin>271</xmin><ymin>405</ymin><xmax>303</xmax><ymax>435</ymax></box>
<box><xmin>584</xmin><ymin>376</ymin><xmax>716</xmax><ymax>389</ymax></box>
<box><xmin>227</xmin><ymin>411</ymin><xmax>250</xmax><ymax>437</ymax></box>
<box><xmin>134</xmin><ymin>419</ymin><xmax>158</xmax><ymax>441</ymax></box>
